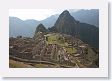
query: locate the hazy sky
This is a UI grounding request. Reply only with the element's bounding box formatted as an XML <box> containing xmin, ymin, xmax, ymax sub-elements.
<box><xmin>9</xmin><ymin>9</ymin><xmax>78</xmax><ymax>21</ymax></box>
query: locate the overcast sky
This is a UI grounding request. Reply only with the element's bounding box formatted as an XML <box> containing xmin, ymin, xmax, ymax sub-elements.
<box><xmin>9</xmin><ymin>9</ymin><xmax>78</xmax><ymax>21</ymax></box>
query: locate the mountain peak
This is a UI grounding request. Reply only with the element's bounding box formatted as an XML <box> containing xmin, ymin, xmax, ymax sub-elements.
<box><xmin>38</xmin><ymin>23</ymin><xmax>44</xmax><ymax>27</ymax></box>
<box><xmin>57</xmin><ymin>10</ymin><xmax>76</xmax><ymax>22</ymax></box>
<box><xmin>59</xmin><ymin>10</ymin><xmax>71</xmax><ymax>17</ymax></box>
<box><xmin>35</xmin><ymin>23</ymin><xmax>47</xmax><ymax>33</ymax></box>
<box><xmin>53</xmin><ymin>10</ymin><xmax>77</xmax><ymax>35</ymax></box>
<box><xmin>61</xmin><ymin>10</ymin><xmax>70</xmax><ymax>15</ymax></box>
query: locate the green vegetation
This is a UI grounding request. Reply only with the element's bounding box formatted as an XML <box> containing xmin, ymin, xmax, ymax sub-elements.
<box><xmin>45</xmin><ymin>34</ymin><xmax>68</xmax><ymax>47</ymax></box>
<box><xmin>65</xmin><ymin>47</ymin><xmax>77</xmax><ymax>54</ymax></box>
<box><xmin>45</xmin><ymin>33</ymin><xmax>77</xmax><ymax>54</ymax></box>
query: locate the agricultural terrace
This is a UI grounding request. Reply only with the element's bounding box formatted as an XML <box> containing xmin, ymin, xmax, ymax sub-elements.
<box><xmin>44</xmin><ymin>33</ymin><xmax>77</xmax><ymax>54</ymax></box>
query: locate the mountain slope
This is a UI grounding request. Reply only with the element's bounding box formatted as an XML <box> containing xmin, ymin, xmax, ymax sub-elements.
<box><xmin>49</xmin><ymin>10</ymin><xmax>99</xmax><ymax>49</ymax></box>
<box><xmin>79</xmin><ymin>23</ymin><xmax>99</xmax><ymax>48</ymax></box>
<box><xmin>9</xmin><ymin>17</ymin><xmax>38</xmax><ymax>37</ymax></box>
<box><xmin>53</xmin><ymin>10</ymin><xmax>78</xmax><ymax>35</ymax></box>
<box><xmin>71</xmin><ymin>9</ymin><xmax>99</xmax><ymax>27</ymax></box>
<box><xmin>40</xmin><ymin>15</ymin><xmax>59</xmax><ymax>28</ymax></box>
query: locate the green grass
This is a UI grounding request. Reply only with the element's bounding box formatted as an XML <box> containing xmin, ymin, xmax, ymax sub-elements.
<box><xmin>45</xmin><ymin>33</ymin><xmax>77</xmax><ymax>54</ymax></box>
<box><xmin>46</xmin><ymin>34</ymin><xmax>68</xmax><ymax>46</ymax></box>
<box><xmin>47</xmin><ymin>35</ymin><xmax>58</xmax><ymax>44</ymax></box>
<box><xmin>65</xmin><ymin>47</ymin><xmax>77</xmax><ymax>54</ymax></box>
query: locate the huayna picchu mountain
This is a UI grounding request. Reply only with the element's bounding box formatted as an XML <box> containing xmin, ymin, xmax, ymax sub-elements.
<box><xmin>49</xmin><ymin>10</ymin><xmax>99</xmax><ymax>49</ymax></box>
<box><xmin>53</xmin><ymin>10</ymin><xmax>78</xmax><ymax>35</ymax></box>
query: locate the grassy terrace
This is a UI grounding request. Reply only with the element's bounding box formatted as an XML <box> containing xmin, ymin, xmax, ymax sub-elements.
<box><xmin>65</xmin><ymin>47</ymin><xmax>77</xmax><ymax>54</ymax></box>
<box><xmin>45</xmin><ymin>33</ymin><xmax>77</xmax><ymax>54</ymax></box>
<box><xmin>45</xmin><ymin>34</ymin><xmax>66</xmax><ymax>46</ymax></box>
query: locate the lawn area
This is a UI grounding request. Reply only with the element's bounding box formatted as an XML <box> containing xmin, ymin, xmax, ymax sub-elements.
<box><xmin>65</xmin><ymin>47</ymin><xmax>77</xmax><ymax>54</ymax></box>
<box><xmin>46</xmin><ymin>34</ymin><xmax>68</xmax><ymax>46</ymax></box>
<box><xmin>45</xmin><ymin>33</ymin><xmax>77</xmax><ymax>54</ymax></box>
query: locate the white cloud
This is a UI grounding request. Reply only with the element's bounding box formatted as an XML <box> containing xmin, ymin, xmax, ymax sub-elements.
<box><xmin>9</xmin><ymin>9</ymin><xmax>78</xmax><ymax>21</ymax></box>
<box><xmin>9</xmin><ymin>9</ymin><xmax>63</xmax><ymax>21</ymax></box>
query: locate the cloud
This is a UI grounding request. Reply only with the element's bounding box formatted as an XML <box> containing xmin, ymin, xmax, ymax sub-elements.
<box><xmin>9</xmin><ymin>9</ymin><xmax>78</xmax><ymax>21</ymax></box>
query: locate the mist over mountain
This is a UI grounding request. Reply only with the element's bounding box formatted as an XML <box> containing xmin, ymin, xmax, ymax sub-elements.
<box><xmin>9</xmin><ymin>17</ymin><xmax>36</xmax><ymax>37</ymax></box>
<box><xmin>9</xmin><ymin>15</ymin><xmax>58</xmax><ymax>37</ymax></box>
<box><xmin>71</xmin><ymin>9</ymin><xmax>99</xmax><ymax>27</ymax></box>
<box><xmin>40</xmin><ymin>14</ymin><xmax>59</xmax><ymax>28</ymax></box>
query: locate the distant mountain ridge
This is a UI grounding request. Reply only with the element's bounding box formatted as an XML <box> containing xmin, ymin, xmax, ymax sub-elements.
<box><xmin>71</xmin><ymin>9</ymin><xmax>99</xmax><ymax>27</ymax></box>
<box><xmin>9</xmin><ymin>9</ymin><xmax>99</xmax><ymax>37</ymax></box>
<box><xmin>9</xmin><ymin>15</ymin><xmax>58</xmax><ymax>37</ymax></box>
